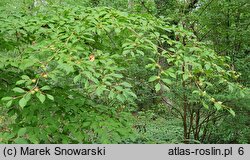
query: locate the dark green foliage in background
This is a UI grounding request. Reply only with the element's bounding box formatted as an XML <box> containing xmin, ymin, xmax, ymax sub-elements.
<box><xmin>0</xmin><ymin>0</ymin><xmax>249</xmax><ymax>144</ymax></box>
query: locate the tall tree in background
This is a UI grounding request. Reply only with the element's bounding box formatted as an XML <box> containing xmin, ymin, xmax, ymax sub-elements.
<box><xmin>0</xmin><ymin>0</ymin><xmax>249</xmax><ymax>144</ymax></box>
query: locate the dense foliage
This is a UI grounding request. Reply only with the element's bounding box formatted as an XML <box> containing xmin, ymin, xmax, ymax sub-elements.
<box><xmin>0</xmin><ymin>0</ymin><xmax>249</xmax><ymax>144</ymax></box>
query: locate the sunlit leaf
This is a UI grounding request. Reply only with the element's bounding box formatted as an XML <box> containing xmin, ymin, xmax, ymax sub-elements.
<box><xmin>19</xmin><ymin>97</ymin><xmax>28</xmax><ymax>108</ymax></box>
<box><xmin>149</xmin><ymin>76</ymin><xmax>159</xmax><ymax>82</ymax></box>
<box><xmin>13</xmin><ymin>87</ymin><xmax>26</xmax><ymax>93</ymax></box>
<box><xmin>36</xmin><ymin>93</ymin><xmax>46</xmax><ymax>103</ymax></box>
<box><xmin>155</xmin><ymin>83</ymin><xmax>161</xmax><ymax>92</ymax></box>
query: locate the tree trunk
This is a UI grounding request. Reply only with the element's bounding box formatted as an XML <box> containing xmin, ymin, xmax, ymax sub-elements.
<box><xmin>182</xmin><ymin>63</ymin><xmax>188</xmax><ymax>143</ymax></box>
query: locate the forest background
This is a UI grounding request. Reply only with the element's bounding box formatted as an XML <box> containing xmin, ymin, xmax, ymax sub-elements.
<box><xmin>0</xmin><ymin>0</ymin><xmax>249</xmax><ymax>144</ymax></box>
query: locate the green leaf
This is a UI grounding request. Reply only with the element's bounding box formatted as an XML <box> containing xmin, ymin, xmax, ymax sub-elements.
<box><xmin>117</xmin><ymin>94</ymin><xmax>125</xmax><ymax>103</ymax></box>
<box><xmin>13</xmin><ymin>87</ymin><xmax>26</xmax><ymax>93</ymax></box>
<box><xmin>155</xmin><ymin>83</ymin><xmax>161</xmax><ymax>92</ymax></box>
<box><xmin>205</xmin><ymin>64</ymin><xmax>211</xmax><ymax>70</ymax></box>
<box><xmin>148</xmin><ymin>58</ymin><xmax>156</xmax><ymax>63</ymax></box>
<box><xmin>108</xmin><ymin>90</ymin><xmax>115</xmax><ymax>99</ymax></box>
<box><xmin>169</xmin><ymin>48</ymin><xmax>175</xmax><ymax>52</ymax></box>
<box><xmin>19</xmin><ymin>97</ymin><xmax>28</xmax><ymax>108</ymax></box>
<box><xmin>111</xmin><ymin>74</ymin><xmax>123</xmax><ymax>78</ymax></box>
<box><xmin>115</xmin><ymin>28</ymin><xmax>121</xmax><ymax>34</ymax></box>
<box><xmin>121</xmin><ymin>82</ymin><xmax>132</xmax><ymax>88</ymax></box>
<box><xmin>104</xmin><ymin>81</ymin><xmax>112</xmax><ymax>86</ymax></box>
<box><xmin>145</xmin><ymin>64</ymin><xmax>155</xmax><ymax>69</ymax></box>
<box><xmin>21</xmin><ymin>75</ymin><xmax>30</xmax><ymax>80</ymax></box>
<box><xmin>127</xmin><ymin>91</ymin><xmax>137</xmax><ymax>98</ymax></box>
<box><xmin>162</xmin><ymin>85</ymin><xmax>170</xmax><ymax>91</ymax></box>
<box><xmin>46</xmin><ymin>94</ymin><xmax>54</xmax><ymax>101</ymax></box>
<box><xmin>40</xmin><ymin>86</ymin><xmax>51</xmax><ymax>91</ymax></box>
<box><xmin>1</xmin><ymin>97</ymin><xmax>13</xmax><ymax>101</ymax></box>
<box><xmin>136</xmin><ymin>50</ymin><xmax>144</xmax><ymax>56</ymax></box>
<box><xmin>82</xmin><ymin>122</ymin><xmax>91</xmax><ymax>128</ymax></box>
<box><xmin>28</xmin><ymin>135</ymin><xmax>39</xmax><ymax>144</ymax></box>
<box><xmin>149</xmin><ymin>76</ymin><xmax>159</xmax><ymax>82</ymax></box>
<box><xmin>228</xmin><ymin>109</ymin><xmax>235</xmax><ymax>117</ymax></box>
<box><xmin>239</xmin><ymin>90</ymin><xmax>245</xmax><ymax>98</ymax></box>
<box><xmin>16</xmin><ymin>80</ymin><xmax>26</xmax><ymax>85</ymax></box>
<box><xmin>19</xmin><ymin>59</ymin><xmax>35</xmax><ymax>70</ymax></box>
<box><xmin>114</xmin><ymin>86</ymin><xmax>123</xmax><ymax>91</ymax></box>
<box><xmin>24</xmin><ymin>92</ymin><xmax>32</xmax><ymax>102</ymax></box>
<box><xmin>167</xmin><ymin>40</ymin><xmax>173</xmax><ymax>45</ymax></box>
<box><xmin>214</xmin><ymin>102</ymin><xmax>222</xmax><ymax>110</ymax></box>
<box><xmin>168</xmin><ymin>72</ymin><xmax>176</xmax><ymax>79</ymax></box>
<box><xmin>183</xmin><ymin>73</ymin><xmax>189</xmax><ymax>81</ymax></box>
<box><xmin>162</xmin><ymin>78</ymin><xmax>172</xmax><ymax>85</ymax></box>
<box><xmin>73</xmin><ymin>74</ymin><xmax>81</xmax><ymax>83</ymax></box>
<box><xmin>96</xmin><ymin>85</ymin><xmax>106</xmax><ymax>96</ymax></box>
<box><xmin>228</xmin><ymin>83</ymin><xmax>234</xmax><ymax>92</ymax></box>
<box><xmin>57</xmin><ymin>63</ymin><xmax>74</xmax><ymax>74</ymax></box>
<box><xmin>36</xmin><ymin>93</ymin><xmax>46</xmax><ymax>103</ymax></box>
<box><xmin>14</xmin><ymin>138</ymin><xmax>28</xmax><ymax>144</ymax></box>
<box><xmin>122</xmin><ymin>50</ymin><xmax>131</xmax><ymax>55</ymax></box>
<box><xmin>6</xmin><ymin>100</ymin><xmax>13</xmax><ymax>107</ymax></box>
<box><xmin>202</xmin><ymin>101</ymin><xmax>209</xmax><ymax>109</ymax></box>
<box><xmin>18</xmin><ymin>128</ymin><xmax>27</xmax><ymax>137</ymax></box>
